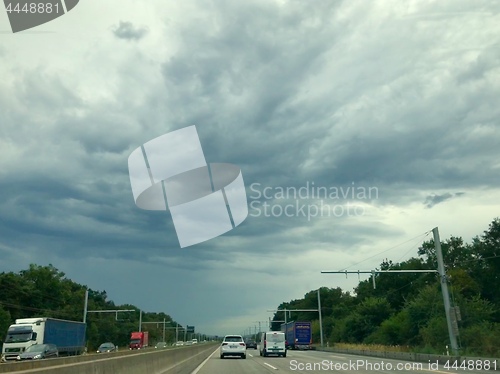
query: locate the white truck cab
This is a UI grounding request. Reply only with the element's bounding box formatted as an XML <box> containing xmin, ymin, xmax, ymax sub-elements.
<box><xmin>1</xmin><ymin>318</ymin><xmax>45</xmax><ymax>362</ymax></box>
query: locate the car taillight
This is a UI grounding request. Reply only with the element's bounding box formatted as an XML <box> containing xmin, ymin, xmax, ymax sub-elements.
<box><xmin>222</xmin><ymin>343</ymin><xmax>228</xmax><ymax>346</ymax></box>
<box><xmin>239</xmin><ymin>343</ymin><xmax>245</xmax><ymax>346</ymax></box>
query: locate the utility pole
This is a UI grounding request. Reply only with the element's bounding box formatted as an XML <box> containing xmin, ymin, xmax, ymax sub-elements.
<box><xmin>433</xmin><ymin>227</ymin><xmax>459</xmax><ymax>356</ymax></box>
<box><xmin>83</xmin><ymin>289</ymin><xmax>89</xmax><ymax>323</ymax></box>
<box><xmin>318</xmin><ymin>289</ymin><xmax>324</xmax><ymax>347</ymax></box>
<box><xmin>139</xmin><ymin>310</ymin><xmax>142</xmax><ymax>332</ymax></box>
<box><xmin>254</xmin><ymin>320</ymin><xmax>265</xmax><ymax>338</ymax></box>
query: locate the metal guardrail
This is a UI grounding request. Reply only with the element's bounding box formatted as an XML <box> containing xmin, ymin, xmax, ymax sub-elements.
<box><xmin>316</xmin><ymin>346</ymin><xmax>500</xmax><ymax>371</ymax></box>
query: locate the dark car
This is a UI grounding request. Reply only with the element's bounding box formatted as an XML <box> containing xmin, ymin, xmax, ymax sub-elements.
<box><xmin>245</xmin><ymin>339</ymin><xmax>257</xmax><ymax>349</ymax></box>
<box><xmin>16</xmin><ymin>344</ymin><xmax>58</xmax><ymax>360</ymax></box>
<box><xmin>97</xmin><ymin>342</ymin><xmax>116</xmax><ymax>353</ymax></box>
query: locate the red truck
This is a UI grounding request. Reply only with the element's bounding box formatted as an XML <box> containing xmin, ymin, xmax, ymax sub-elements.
<box><xmin>129</xmin><ymin>331</ymin><xmax>149</xmax><ymax>350</ymax></box>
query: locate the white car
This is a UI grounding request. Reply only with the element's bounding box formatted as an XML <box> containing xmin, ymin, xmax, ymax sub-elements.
<box><xmin>220</xmin><ymin>335</ymin><xmax>246</xmax><ymax>359</ymax></box>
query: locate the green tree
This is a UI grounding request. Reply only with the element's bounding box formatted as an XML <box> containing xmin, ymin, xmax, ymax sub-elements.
<box><xmin>470</xmin><ymin>218</ymin><xmax>500</xmax><ymax>314</ymax></box>
<box><xmin>329</xmin><ymin>297</ymin><xmax>393</xmax><ymax>343</ymax></box>
<box><xmin>420</xmin><ymin>316</ymin><xmax>448</xmax><ymax>352</ymax></box>
<box><xmin>365</xmin><ymin>309</ymin><xmax>412</xmax><ymax>346</ymax></box>
<box><xmin>460</xmin><ymin>322</ymin><xmax>500</xmax><ymax>356</ymax></box>
<box><xmin>19</xmin><ymin>264</ymin><xmax>69</xmax><ymax>313</ymax></box>
<box><xmin>355</xmin><ymin>257</ymin><xmax>435</xmax><ymax>311</ymax></box>
<box><xmin>0</xmin><ymin>305</ymin><xmax>11</xmax><ymax>346</ymax></box>
<box><xmin>418</xmin><ymin>236</ymin><xmax>473</xmax><ymax>271</ymax></box>
<box><xmin>0</xmin><ymin>271</ymin><xmax>31</xmax><ymax>321</ymax></box>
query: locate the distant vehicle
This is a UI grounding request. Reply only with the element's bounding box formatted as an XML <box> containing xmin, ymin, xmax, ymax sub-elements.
<box><xmin>245</xmin><ymin>339</ymin><xmax>257</xmax><ymax>349</ymax></box>
<box><xmin>220</xmin><ymin>335</ymin><xmax>246</xmax><ymax>359</ymax></box>
<box><xmin>192</xmin><ymin>338</ymin><xmax>198</xmax><ymax>344</ymax></box>
<box><xmin>184</xmin><ymin>340</ymin><xmax>193</xmax><ymax>346</ymax></box>
<box><xmin>259</xmin><ymin>331</ymin><xmax>286</xmax><ymax>357</ymax></box>
<box><xmin>175</xmin><ymin>341</ymin><xmax>184</xmax><ymax>346</ymax></box>
<box><xmin>97</xmin><ymin>342</ymin><xmax>116</xmax><ymax>353</ymax></box>
<box><xmin>129</xmin><ymin>331</ymin><xmax>149</xmax><ymax>350</ymax></box>
<box><xmin>16</xmin><ymin>344</ymin><xmax>58</xmax><ymax>360</ymax></box>
<box><xmin>281</xmin><ymin>321</ymin><xmax>312</xmax><ymax>350</ymax></box>
<box><xmin>155</xmin><ymin>342</ymin><xmax>168</xmax><ymax>349</ymax></box>
<box><xmin>1</xmin><ymin>317</ymin><xmax>86</xmax><ymax>362</ymax></box>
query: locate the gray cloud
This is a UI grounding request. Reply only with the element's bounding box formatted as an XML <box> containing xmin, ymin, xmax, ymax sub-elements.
<box><xmin>424</xmin><ymin>192</ymin><xmax>465</xmax><ymax>208</ymax></box>
<box><xmin>112</xmin><ymin>21</ymin><xmax>148</xmax><ymax>41</ymax></box>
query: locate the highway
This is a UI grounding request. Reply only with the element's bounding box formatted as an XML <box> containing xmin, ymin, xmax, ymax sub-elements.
<box><xmin>1</xmin><ymin>344</ymin><xmax>496</xmax><ymax>373</ymax></box>
<box><xmin>192</xmin><ymin>347</ymin><xmax>497</xmax><ymax>374</ymax></box>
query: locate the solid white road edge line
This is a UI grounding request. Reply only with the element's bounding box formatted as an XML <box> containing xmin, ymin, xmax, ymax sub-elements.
<box><xmin>191</xmin><ymin>348</ymin><xmax>219</xmax><ymax>374</ymax></box>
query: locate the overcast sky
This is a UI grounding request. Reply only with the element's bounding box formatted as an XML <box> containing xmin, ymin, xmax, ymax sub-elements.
<box><xmin>1</xmin><ymin>0</ymin><xmax>500</xmax><ymax>337</ymax></box>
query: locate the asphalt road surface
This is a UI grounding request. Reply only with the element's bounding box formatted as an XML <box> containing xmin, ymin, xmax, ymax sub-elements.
<box><xmin>192</xmin><ymin>346</ymin><xmax>497</xmax><ymax>374</ymax></box>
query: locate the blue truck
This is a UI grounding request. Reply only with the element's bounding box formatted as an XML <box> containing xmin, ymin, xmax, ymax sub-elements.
<box><xmin>2</xmin><ymin>317</ymin><xmax>86</xmax><ymax>361</ymax></box>
<box><xmin>281</xmin><ymin>321</ymin><xmax>312</xmax><ymax>350</ymax></box>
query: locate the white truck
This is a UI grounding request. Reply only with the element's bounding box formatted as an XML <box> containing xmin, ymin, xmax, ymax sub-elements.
<box><xmin>1</xmin><ymin>317</ymin><xmax>86</xmax><ymax>362</ymax></box>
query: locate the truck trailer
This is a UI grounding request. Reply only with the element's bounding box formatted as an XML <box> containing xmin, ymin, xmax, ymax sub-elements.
<box><xmin>281</xmin><ymin>321</ymin><xmax>312</xmax><ymax>350</ymax></box>
<box><xmin>129</xmin><ymin>331</ymin><xmax>148</xmax><ymax>349</ymax></box>
<box><xmin>1</xmin><ymin>317</ymin><xmax>86</xmax><ymax>362</ymax></box>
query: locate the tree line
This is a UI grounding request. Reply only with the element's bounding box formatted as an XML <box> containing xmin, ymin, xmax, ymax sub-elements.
<box><xmin>271</xmin><ymin>218</ymin><xmax>500</xmax><ymax>357</ymax></box>
<box><xmin>0</xmin><ymin>264</ymin><xmax>185</xmax><ymax>350</ymax></box>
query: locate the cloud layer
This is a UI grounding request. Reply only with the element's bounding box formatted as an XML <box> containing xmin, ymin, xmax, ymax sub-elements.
<box><xmin>1</xmin><ymin>0</ymin><xmax>500</xmax><ymax>335</ymax></box>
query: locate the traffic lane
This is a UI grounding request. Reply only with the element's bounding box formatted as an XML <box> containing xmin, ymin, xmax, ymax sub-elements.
<box><xmin>192</xmin><ymin>347</ymin><xmax>497</xmax><ymax>374</ymax></box>
<box><xmin>193</xmin><ymin>349</ymin><xmax>342</xmax><ymax>374</ymax></box>
<box><xmin>192</xmin><ymin>347</ymin><xmax>283</xmax><ymax>374</ymax></box>
<box><xmin>192</xmin><ymin>348</ymin><xmax>343</xmax><ymax>374</ymax></box>
<box><xmin>278</xmin><ymin>349</ymin><xmax>497</xmax><ymax>374</ymax></box>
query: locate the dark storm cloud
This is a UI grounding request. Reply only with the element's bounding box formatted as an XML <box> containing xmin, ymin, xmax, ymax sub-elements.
<box><xmin>424</xmin><ymin>192</ymin><xmax>465</xmax><ymax>209</ymax></box>
<box><xmin>160</xmin><ymin>1</ymin><xmax>343</xmax><ymax>174</ymax></box>
<box><xmin>159</xmin><ymin>1</ymin><xmax>500</xmax><ymax>212</ymax></box>
<box><xmin>112</xmin><ymin>21</ymin><xmax>149</xmax><ymax>41</ymax></box>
